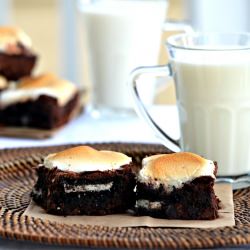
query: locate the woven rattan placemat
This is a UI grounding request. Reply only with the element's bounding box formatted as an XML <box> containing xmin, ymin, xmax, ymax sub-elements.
<box><xmin>0</xmin><ymin>143</ymin><xmax>249</xmax><ymax>249</ymax></box>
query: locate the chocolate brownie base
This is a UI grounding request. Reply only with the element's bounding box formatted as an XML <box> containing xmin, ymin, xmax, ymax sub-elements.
<box><xmin>0</xmin><ymin>50</ymin><xmax>37</xmax><ymax>81</ymax></box>
<box><xmin>31</xmin><ymin>165</ymin><xmax>136</xmax><ymax>215</ymax></box>
<box><xmin>0</xmin><ymin>93</ymin><xmax>79</xmax><ymax>129</ymax></box>
<box><xmin>136</xmin><ymin>165</ymin><xmax>220</xmax><ymax>220</ymax></box>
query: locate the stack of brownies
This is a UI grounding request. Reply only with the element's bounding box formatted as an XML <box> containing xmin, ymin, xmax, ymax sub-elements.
<box><xmin>0</xmin><ymin>27</ymin><xmax>80</xmax><ymax>137</ymax></box>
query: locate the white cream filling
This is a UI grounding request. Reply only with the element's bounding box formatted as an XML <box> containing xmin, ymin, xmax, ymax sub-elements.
<box><xmin>139</xmin><ymin>156</ymin><xmax>215</xmax><ymax>191</ymax></box>
<box><xmin>32</xmin><ymin>188</ymin><xmax>42</xmax><ymax>197</ymax></box>
<box><xmin>136</xmin><ymin>199</ymin><xmax>163</xmax><ymax>210</ymax></box>
<box><xmin>64</xmin><ymin>182</ymin><xmax>113</xmax><ymax>193</ymax></box>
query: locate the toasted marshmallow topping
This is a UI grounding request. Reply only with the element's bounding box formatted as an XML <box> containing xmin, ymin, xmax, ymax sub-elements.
<box><xmin>44</xmin><ymin>146</ymin><xmax>132</xmax><ymax>172</ymax></box>
<box><xmin>0</xmin><ymin>27</ymin><xmax>32</xmax><ymax>51</ymax></box>
<box><xmin>0</xmin><ymin>76</ymin><xmax>7</xmax><ymax>89</ymax></box>
<box><xmin>0</xmin><ymin>73</ymin><xmax>78</xmax><ymax>108</ymax></box>
<box><xmin>138</xmin><ymin>152</ymin><xmax>215</xmax><ymax>190</ymax></box>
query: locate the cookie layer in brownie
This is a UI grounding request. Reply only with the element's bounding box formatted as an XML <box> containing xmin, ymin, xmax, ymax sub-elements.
<box><xmin>0</xmin><ymin>27</ymin><xmax>37</xmax><ymax>80</ymax></box>
<box><xmin>135</xmin><ymin>152</ymin><xmax>220</xmax><ymax>220</ymax></box>
<box><xmin>31</xmin><ymin>146</ymin><xmax>136</xmax><ymax>215</ymax></box>
<box><xmin>0</xmin><ymin>73</ymin><xmax>80</xmax><ymax>129</ymax></box>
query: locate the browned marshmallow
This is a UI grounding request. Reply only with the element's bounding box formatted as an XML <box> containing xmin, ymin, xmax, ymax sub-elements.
<box><xmin>0</xmin><ymin>27</ymin><xmax>32</xmax><ymax>52</ymax></box>
<box><xmin>44</xmin><ymin>146</ymin><xmax>132</xmax><ymax>172</ymax></box>
<box><xmin>139</xmin><ymin>152</ymin><xmax>215</xmax><ymax>189</ymax></box>
<box><xmin>0</xmin><ymin>73</ymin><xmax>78</xmax><ymax>108</ymax></box>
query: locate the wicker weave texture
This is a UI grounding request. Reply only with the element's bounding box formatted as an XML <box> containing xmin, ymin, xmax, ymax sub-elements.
<box><xmin>0</xmin><ymin>143</ymin><xmax>249</xmax><ymax>249</ymax></box>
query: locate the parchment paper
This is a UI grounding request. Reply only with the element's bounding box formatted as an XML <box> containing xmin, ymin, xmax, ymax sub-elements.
<box><xmin>24</xmin><ymin>183</ymin><xmax>234</xmax><ymax>228</ymax></box>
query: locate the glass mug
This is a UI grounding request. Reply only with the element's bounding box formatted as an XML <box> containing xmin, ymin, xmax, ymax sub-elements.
<box><xmin>128</xmin><ymin>32</ymin><xmax>250</xmax><ymax>183</ymax></box>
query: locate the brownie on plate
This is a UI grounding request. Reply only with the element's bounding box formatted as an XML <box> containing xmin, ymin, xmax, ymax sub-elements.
<box><xmin>31</xmin><ymin>146</ymin><xmax>136</xmax><ymax>215</ymax></box>
<box><xmin>0</xmin><ymin>27</ymin><xmax>37</xmax><ymax>80</ymax></box>
<box><xmin>135</xmin><ymin>152</ymin><xmax>220</xmax><ymax>220</ymax></box>
<box><xmin>0</xmin><ymin>73</ymin><xmax>80</xmax><ymax>129</ymax></box>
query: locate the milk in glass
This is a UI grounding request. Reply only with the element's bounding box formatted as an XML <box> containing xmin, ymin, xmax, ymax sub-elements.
<box><xmin>78</xmin><ymin>0</ymin><xmax>167</xmax><ymax>111</ymax></box>
<box><xmin>172</xmin><ymin>50</ymin><xmax>250</xmax><ymax>176</ymax></box>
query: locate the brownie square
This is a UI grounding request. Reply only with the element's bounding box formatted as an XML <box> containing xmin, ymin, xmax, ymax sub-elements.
<box><xmin>0</xmin><ymin>73</ymin><xmax>81</xmax><ymax>130</ymax></box>
<box><xmin>0</xmin><ymin>27</ymin><xmax>37</xmax><ymax>80</ymax></box>
<box><xmin>135</xmin><ymin>153</ymin><xmax>220</xmax><ymax>220</ymax></box>
<box><xmin>0</xmin><ymin>44</ymin><xmax>37</xmax><ymax>81</ymax></box>
<box><xmin>32</xmin><ymin>164</ymin><xmax>136</xmax><ymax>215</ymax></box>
<box><xmin>0</xmin><ymin>93</ymin><xmax>79</xmax><ymax>129</ymax></box>
<box><xmin>136</xmin><ymin>174</ymin><xmax>219</xmax><ymax>220</ymax></box>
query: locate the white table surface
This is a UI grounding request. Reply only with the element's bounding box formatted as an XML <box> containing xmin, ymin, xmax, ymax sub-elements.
<box><xmin>0</xmin><ymin>105</ymin><xmax>180</xmax><ymax>151</ymax></box>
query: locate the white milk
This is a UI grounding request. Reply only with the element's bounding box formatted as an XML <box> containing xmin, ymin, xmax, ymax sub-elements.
<box><xmin>78</xmin><ymin>0</ymin><xmax>167</xmax><ymax>110</ymax></box>
<box><xmin>172</xmin><ymin>51</ymin><xmax>250</xmax><ymax>176</ymax></box>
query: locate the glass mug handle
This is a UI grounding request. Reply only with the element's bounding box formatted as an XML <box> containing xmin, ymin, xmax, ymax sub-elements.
<box><xmin>128</xmin><ymin>21</ymin><xmax>192</xmax><ymax>148</ymax></box>
<box><xmin>128</xmin><ymin>64</ymin><xmax>180</xmax><ymax>148</ymax></box>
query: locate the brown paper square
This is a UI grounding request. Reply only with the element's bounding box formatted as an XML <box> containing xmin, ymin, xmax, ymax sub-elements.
<box><xmin>24</xmin><ymin>183</ymin><xmax>235</xmax><ymax>228</ymax></box>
